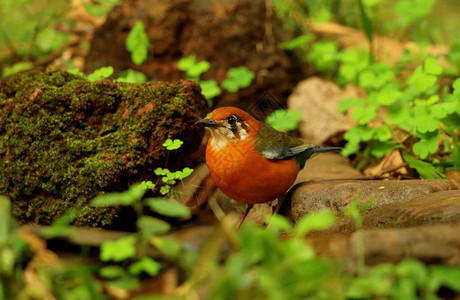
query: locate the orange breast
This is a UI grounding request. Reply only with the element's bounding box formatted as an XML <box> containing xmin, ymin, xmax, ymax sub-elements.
<box><xmin>206</xmin><ymin>137</ymin><xmax>299</xmax><ymax>204</ymax></box>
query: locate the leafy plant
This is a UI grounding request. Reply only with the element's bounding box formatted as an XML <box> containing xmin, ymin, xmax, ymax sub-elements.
<box><xmin>265</xmin><ymin>109</ymin><xmax>302</xmax><ymax>131</ymax></box>
<box><xmin>177</xmin><ymin>55</ymin><xmax>255</xmax><ymax>103</ymax></box>
<box><xmin>126</xmin><ymin>20</ymin><xmax>150</xmax><ymax>65</ymax></box>
<box><xmin>337</xmin><ymin>54</ymin><xmax>459</xmax><ymax>177</ymax></box>
<box><xmin>221</xmin><ymin>67</ymin><xmax>255</xmax><ymax>92</ymax></box>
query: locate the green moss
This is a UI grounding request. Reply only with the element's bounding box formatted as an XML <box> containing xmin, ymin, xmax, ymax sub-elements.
<box><xmin>0</xmin><ymin>69</ymin><xmax>208</xmax><ymax>227</ymax></box>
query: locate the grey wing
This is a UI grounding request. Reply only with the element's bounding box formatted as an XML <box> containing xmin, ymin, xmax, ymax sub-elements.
<box><xmin>255</xmin><ymin>122</ymin><xmax>310</xmax><ymax>160</ymax></box>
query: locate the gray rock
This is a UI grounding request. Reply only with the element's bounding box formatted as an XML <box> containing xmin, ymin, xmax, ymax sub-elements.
<box><xmin>288</xmin><ymin>179</ymin><xmax>457</xmax><ymax>223</ymax></box>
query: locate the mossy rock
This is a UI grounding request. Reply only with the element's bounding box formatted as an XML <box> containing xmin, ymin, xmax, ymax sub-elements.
<box><xmin>0</xmin><ymin>69</ymin><xmax>208</xmax><ymax>227</ymax></box>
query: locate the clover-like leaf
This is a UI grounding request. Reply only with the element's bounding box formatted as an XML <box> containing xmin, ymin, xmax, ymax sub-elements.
<box><xmin>453</xmin><ymin>78</ymin><xmax>460</xmax><ymax>96</ymax></box>
<box><xmin>423</xmin><ymin>56</ymin><xmax>443</xmax><ymax>75</ymax></box>
<box><xmin>266</xmin><ymin>109</ymin><xmax>302</xmax><ymax>131</ymax></box>
<box><xmin>162</xmin><ymin>139</ymin><xmax>183</xmax><ymax>150</ymax></box>
<box><xmin>129</xmin><ymin>257</ymin><xmax>161</xmax><ymax>276</ymax></box>
<box><xmin>295</xmin><ymin>210</ymin><xmax>336</xmax><ymax>236</ymax></box>
<box><xmin>160</xmin><ymin>185</ymin><xmax>170</xmax><ymax>195</ymax></box>
<box><xmin>200</xmin><ymin>80</ymin><xmax>221</xmax><ymax>99</ymax></box>
<box><xmin>222</xmin><ymin>67</ymin><xmax>255</xmax><ymax>92</ymax></box>
<box><xmin>87</xmin><ymin>66</ymin><xmax>114</xmax><ymax>81</ymax></box>
<box><xmin>178</xmin><ymin>55</ymin><xmax>210</xmax><ymax>79</ymax></box>
<box><xmin>408</xmin><ymin>66</ymin><xmax>437</xmax><ymax>92</ymax></box>
<box><xmin>413</xmin><ymin>131</ymin><xmax>440</xmax><ymax>159</ymax></box>
<box><xmin>100</xmin><ymin>235</ymin><xmax>137</xmax><ymax>262</ymax></box>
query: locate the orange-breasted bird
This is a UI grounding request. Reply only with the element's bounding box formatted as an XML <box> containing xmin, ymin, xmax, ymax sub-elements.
<box><xmin>196</xmin><ymin>107</ymin><xmax>340</xmax><ymax>227</ymax></box>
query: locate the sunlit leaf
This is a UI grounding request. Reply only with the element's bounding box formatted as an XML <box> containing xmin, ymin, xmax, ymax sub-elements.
<box><xmin>100</xmin><ymin>235</ymin><xmax>137</xmax><ymax>262</ymax></box>
<box><xmin>266</xmin><ymin>109</ymin><xmax>302</xmax><ymax>131</ymax></box>
<box><xmin>146</xmin><ymin>198</ymin><xmax>191</xmax><ymax>218</ymax></box>
<box><xmin>126</xmin><ymin>21</ymin><xmax>149</xmax><ymax>65</ymax></box>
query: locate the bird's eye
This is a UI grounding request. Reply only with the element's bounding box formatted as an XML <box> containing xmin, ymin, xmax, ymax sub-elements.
<box><xmin>227</xmin><ymin>116</ymin><xmax>236</xmax><ymax>125</ymax></box>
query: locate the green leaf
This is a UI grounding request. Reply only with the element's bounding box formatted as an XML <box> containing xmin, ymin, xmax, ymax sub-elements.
<box><xmin>91</xmin><ymin>184</ymin><xmax>146</xmax><ymax>207</ymax></box>
<box><xmin>430</xmin><ymin>265</ymin><xmax>460</xmax><ymax>291</ymax></box>
<box><xmin>408</xmin><ymin>66</ymin><xmax>437</xmax><ymax>92</ymax></box>
<box><xmin>413</xmin><ymin>131</ymin><xmax>440</xmax><ymax>159</ymax></box>
<box><xmin>87</xmin><ymin>66</ymin><xmax>114</xmax><ymax>81</ymax></box>
<box><xmin>115</xmin><ymin>69</ymin><xmax>147</xmax><ymax>83</ymax></box>
<box><xmin>154</xmin><ymin>168</ymin><xmax>169</xmax><ymax>176</ymax></box>
<box><xmin>178</xmin><ymin>55</ymin><xmax>210</xmax><ymax>79</ymax></box>
<box><xmin>126</xmin><ymin>21</ymin><xmax>149</xmax><ymax>65</ymax></box>
<box><xmin>2</xmin><ymin>62</ymin><xmax>33</xmax><ymax>76</ymax></box>
<box><xmin>137</xmin><ymin>216</ymin><xmax>171</xmax><ymax>236</ymax></box>
<box><xmin>199</xmin><ymin>80</ymin><xmax>221</xmax><ymax>99</ymax></box>
<box><xmin>100</xmin><ymin>235</ymin><xmax>137</xmax><ymax>262</ymax></box>
<box><xmin>139</xmin><ymin>180</ymin><xmax>156</xmax><ymax>190</ymax></box>
<box><xmin>129</xmin><ymin>257</ymin><xmax>161</xmax><ymax>276</ymax></box>
<box><xmin>295</xmin><ymin>210</ymin><xmax>336</xmax><ymax>236</ymax></box>
<box><xmin>162</xmin><ymin>138</ymin><xmax>183</xmax><ymax>150</ymax></box>
<box><xmin>265</xmin><ymin>109</ymin><xmax>302</xmax><ymax>131</ymax></box>
<box><xmin>160</xmin><ymin>185</ymin><xmax>170</xmax><ymax>195</ymax></box>
<box><xmin>337</xmin><ymin>97</ymin><xmax>357</xmax><ymax>113</ymax></box>
<box><xmin>307</xmin><ymin>41</ymin><xmax>339</xmax><ymax>71</ymax></box>
<box><xmin>151</xmin><ymin>236</ymin><xmax>182</xmax><ymax>258</ymax></box>
<box><xmin>108</xmin><ymin>276</ymin><xmax>140</xmax><ymax>291</ymax></box>
<box><xmin>0</xmin><ymin>196</ymin><xmax>11</xmax><ymax>246</ymax></box>
<box><xmin>84</xmin><ymin>4</ymin><xmax>107</xmax><ymax>17</ymax></box>
<box><xmin>423</xmin><ymin>57</ymin><xmax>442</xmax><ymax>75</ymax></box>
<box><xmin>358</xmin><ymin>0</ymin><xmax>374</xmax><ymax>46</ymax></box>
<box><xmin>279</xmin><ymin>34</ymin><xmax>313</xmax><ymax>50</ymax></box>
<box><xmin>376</xmin><ymin>84</ymin><xmax>402</xmax><ymax>105</ymax></box>
<box><xmin>221</xmin><ymin>67</ymin><xmax>255</xmax><ymax>92</ymax></box>
<box><xmin>99</xmin><ymin>265</ymin><xmax>126</xmax><ymax>279</ymax></box>
<box><xmin>402</xmin><ymin>152</ymin><xmax>444</xmax><ymax>179</ymax></box>
<box><xmin>396</xmin><ymin>259</ymin><xmax>428</xmax><ymax>287</ymax></box>
<box><xmin>453</xmin><ymin>78</ymin><xmax>460</xmax><ymax>96</ymax></box>
<box><xmin>37</xmin><ymin>27</ymin><xmax>56</xmax><ymax>52</ymax></box>
<box><xmin>146</xmin><ymin>198</ymin><xmax>191</xmax><ymax>218</ymax></box>
<box><xmin>369</xmin><ymin>141</ymin><xmax>394</xmax><ymax>158</ymax></box>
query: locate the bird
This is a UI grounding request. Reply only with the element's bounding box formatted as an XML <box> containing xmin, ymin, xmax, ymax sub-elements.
<box><xmin>196</xmin><ymin>106</ymin><xmax>340</xmax><ymax>228</ymax></box>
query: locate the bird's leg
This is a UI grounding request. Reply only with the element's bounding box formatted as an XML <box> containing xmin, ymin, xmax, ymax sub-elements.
<box><xmin>266</xmin><ymin>195</ymin><xmax>286</xmax><ymax>230</ymax></box>
<box><xmin>273</xmin><ymin>195</ymin><xmax>286</xmax><ymax>216</ymax></box>
<box><xmin>237</xmin><ymin>204</ymin><xmax>254</xmax><ymax>229</ymax></box>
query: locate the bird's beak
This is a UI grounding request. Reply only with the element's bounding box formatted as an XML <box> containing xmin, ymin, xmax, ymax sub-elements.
<box><xmin>195</xmin><ymin>118</ymin><xmax>219</xmax><ymax>127</ymax></box>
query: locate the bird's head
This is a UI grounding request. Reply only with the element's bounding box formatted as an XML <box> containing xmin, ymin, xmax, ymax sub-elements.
<box><xmin>196</xmin><ymin>107</ymin><xmax>259</xmax><ymax>148</ymax></box>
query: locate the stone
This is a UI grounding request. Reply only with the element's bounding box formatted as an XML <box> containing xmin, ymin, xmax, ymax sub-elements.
<box><xmin>288</xmin><ymin>179</ymin><xmax>457</xmax><ymax>223</ymax></box>
<box><xmin>311</xmin><ymin>224</ymin><xmax>460</xmax><ymax>270</ymax></box>
<box><xmin>295</xmin><ymin>153</ymin><xmax>364</xmax><ymax>183</ymax></box>
<box><xmin>0</xmin><ymin>69</ymin><xmax>208</xmax><ymax>227</ymax></box>
<box><xmin>287</xmin><ymin>77</ymin><xmax>362</xmax><ymax>144</ymax></box>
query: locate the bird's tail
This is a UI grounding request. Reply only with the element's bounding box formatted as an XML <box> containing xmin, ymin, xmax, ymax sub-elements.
<box><xmin>295</xmin><ymin>146</ymin><xmax>341</xmax><ymax>169</ymax></box>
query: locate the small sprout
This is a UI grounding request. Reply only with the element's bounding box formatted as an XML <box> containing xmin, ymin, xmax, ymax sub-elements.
<box><xmin>160</xmin><ymin>185</ymin><xmax>170</xmax><ymax>195</ymax></box>
<box><xmin>221</xmin><ymin>67</ymin><xmax>255</xmax><ymax>92</ymax></box>
<box><xmin>126</xmin><ymin>20</ymin><xmax>149</xmax><ymax>65</ymax></box>
<box><xmin>100</xmin><ymin>235</ymin><xmax>137</xmax><ymax>262</ymax></box>
<box><xmin>162</xmin><ymin>138</ymin><xmax>183</xmax><ymax>150</ymax></box>
<box><xmin>129</xmin><ymin>257</ymin><xmax>161</xmax><ymax>276</ymax></box>
<box><xmin>87</xmin><ymin>66</ymin><xmax>114</xmax><ymax>81</ymax></box>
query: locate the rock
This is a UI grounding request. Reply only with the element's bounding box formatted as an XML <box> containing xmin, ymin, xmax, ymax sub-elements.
<box><xmin>311</xmin><ymin>224</ymin><xmax>460</xmax><ymax>270</ymax></box>
<box><xmin>295</xmin><ymin>153</ymin><xmax>364</xmax><ymax>183</ymax></box>
<box><xmin>288</xmin><ymin>179</ymin><xmax>457</xmax><ymax>223</ymax></box>
<box><xmin>0</xmin><ymin>69</ymin><xmax>208</xmax><ymax>227</ymax></box>
<box><xmin>287</xmin><ymin>77</ymin><xmax>361</xmax><ymax>144</ymax></box>
<box><xmin>84</xmin><ymin>0</ymin><xmax>303</xmax><ymax>111</ymax></box>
